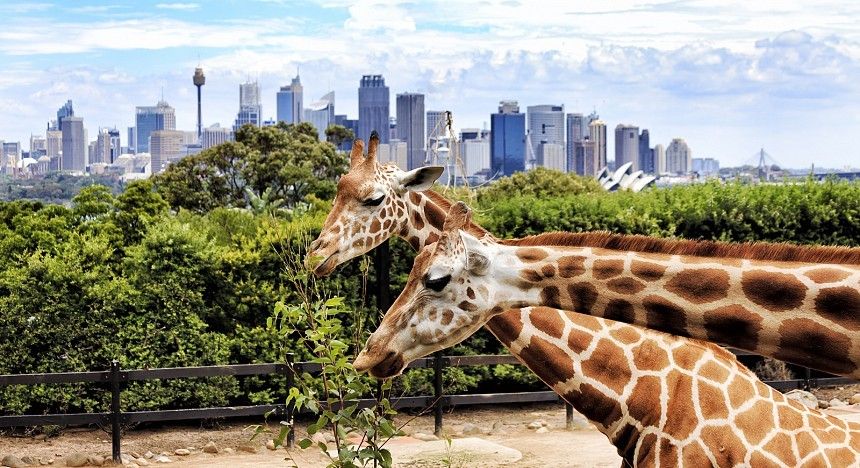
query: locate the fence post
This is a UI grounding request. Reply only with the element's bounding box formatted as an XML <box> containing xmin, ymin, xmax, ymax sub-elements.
<box><xmin>374</xmin><ymin>239</ymin><xmax>391</xmax><ymax>312</ymax></box>
<box><xmin>109</xmin><ymin>360</ymin><xmax>122</xmax><ymax>463</ymax></box>
<box><xmin>804</xmin><ymin>367</ymin><xmax>812</xmax><ymax>391</ymax></box>
<box><xmin>433</xmin><ymin>352</ymin><xmax>444</xmax><ymax>436</ymax></box>
<box><xmin>284</xmin><ymin>353</ymin><xmax>295</xmax><ymax>448</ymax></box>
<box><xmin>565</xmin><ymin>402</ymin><xmax>574</xmax><ymax>430</ymax></box>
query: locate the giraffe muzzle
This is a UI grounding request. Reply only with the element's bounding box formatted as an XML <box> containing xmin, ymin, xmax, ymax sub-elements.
<box><xmin>353</xmin><ymin>349</ymin><xmax>405</xmax><ymax>379</ymax></box>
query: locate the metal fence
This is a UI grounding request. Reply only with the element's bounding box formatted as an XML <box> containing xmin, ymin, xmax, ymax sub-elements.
<box><xmin>1</xmin><ymin>352</ymin><xmax>854</xmax><ymax>464</ymax></box>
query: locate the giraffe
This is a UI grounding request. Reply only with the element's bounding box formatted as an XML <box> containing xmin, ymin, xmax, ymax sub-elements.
<box><xmin>307</xmin><ymin>138</ymin><xmax>860</xmax><ymax>377</ymax></box>
<box><xmin>354</xmin><ymin>204</ymin><xmax>860</xmax><ymax>467</ymax></box>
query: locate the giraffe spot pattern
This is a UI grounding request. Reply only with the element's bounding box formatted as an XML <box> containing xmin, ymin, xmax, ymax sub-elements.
<box><xmin>441</xmin><ymin>310</ymin><xmax>453</xmax><ymax>326</ymax></box>
<box><xmin>593</xmin><ymin>259</ymin><xmax>625</xmax><ymax>279</ymax></box>
<box><xmin>627</xmin><ymin>376</ymin><xmax>662</xmax><ymax>427</ymax></box>
<box><xmin>775</xmin><ymin>318</ymin><xmax>856</xmax><ymax>375</ymax></box>
<box><xmin>697</xmin><ymin>381</ymin><xmax>729</xmax><ymax>419</ymax></box>
<box><xmin>369</xmin><ymin>218</ymin><xmax>381</xmax><ymax>233</ymax></box>
<box><xmin>566</xmin><ymin>382</ymin><xmax>623</xmax><ymax>427</ymax></box>
<box><xmin>458</xmin><ymin>301</ymin><xmax>478</xmax><ymax>312</ymax></box>
<box><xmin>540</xmin><ymin>286</ymin><xmax>562</xmax><ymax>309</ymax></box>
<box><xmin>466</xmin><ymin>287</ymin><xmax>475</xmax><ymax>300</ymax></box>
<box><xmin>630</xmin><ymin>260</ymin><xmax>667</xmax><ymax>281</ymax></box>
<box><xmin>642</xmin><ymin>295</ymin><xmax>689</xmax><ymax>338</ymax></box>
<box><xmin>541</xmin><ymin>264</ymin><xmax>556</xmax><ymax>278</ymax></box>
<box><xmin>805</xmin><ymin>268</ymin><xmax>851</xmax><ymax>284</ymax></box>
<box><xmin>568</xmin><ymin>282</ymin><xmax>599</xmax><ymax>313</ymax></box>
<box><xmin>702</xmin><ymin>305</ymin><xmax>763</xmax><ymax>351</ymax></box>
<box><xmin>603</xmin><ymin>299</ymin><xmax>635</xmax><ymax>324</ymax></box>
<box><xmin>665</xmin><ymin>268</ymin><xmax>731</xmax><ymax>304</ymax></box>
<box><xmin>557</xmin><ymin>255</ymin><xmax>587</xmax><ymax>278</ymax></box>
<box><xmin>814</xmin><ymin>286</ymin><xmax>860</xmax><ymax>330</ymax></box>
<box><xmin>519</xmin><ymin>335</ymin><xmax>574</xmax><ymax>387</ymax></box>
<box><xmin>580</xmin><ymin>338</ymin><xmax>631</xmax><ymax>394</ymax></box>
<box><xmin>632</xmin><ymin>340</ymin><xmax>670</xmax><ymax>372</ymax></box>
<box><xmin>485</xmin><ymin>313</ymin><xmax>523</xmax><ymax>347</ymax></box>
<box><xmin>519</xmin><ymin>269</ymin><xmax>544</xmax><ymax>283</ymax></box>
<box><xmin>664</xmin><ymin>372</ymin><xmax>697</xmax><ymax>440</ymax></box>
<box><xmin>741</xmin><ymin>269</ymin><xmax>807</xmax><ymax>312</ymax></box>
<box><xmin>606</xmin><ymin>277</ymin><xmax>647</xmax><ymax>295</ymax></box>
<box><xmin>516</xmin><ymin>247</ymin><xmax>548</xmax><ymax>262</ymax></box>
<box><xmin>528</xmin><ymin>309</ymin><xmax>565</xmax><ymax>339</ymax></box>
<box><xmin>762</xmin><ymin>432</ymin><xmax>796</xmax><ymax>465</ymax></box>
<box><xmin>411</xmin><ymin>210</ymin><xmax>425</xmax><ymax>230</ymax></box>
<box><xmin>609</xmin><ymin>326</ymin><xmax>641</xmax><ymax>345</ymax></box>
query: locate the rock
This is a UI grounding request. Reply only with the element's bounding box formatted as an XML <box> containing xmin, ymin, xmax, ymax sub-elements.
<box><xmin>64</xmin><ymin>453</ymin><xmax>90</xmax><ymax>467</ymax></box>
<box><xmin>237</xmin><ymin>445</ymin><xmax>257</xmax><ymax>454</ymax></box>
<box><xmin>819</xmin><ymin>400</ymin><xmax>830</xmax><ymax>409</ymax></box>
<box><xmin>154</xmin><ymin>455</ymin><xmax>172</xmax><ymax>464</ymax></box>
<box><xmin>526</xmin><ymin>421</ymin><xmax>542</xmax><ymax>430</ymax></box>
<box><xmin>310</xmin><ymin>433</ymin><xmax>328</xmax><ymax>446</ymax></box>
<box><xmin>40</xmin><ymin>458</ymin><xmax>51</xmax><ymax>466</ymax></box>
<box><xmin>222</xmin><ymin>448</ymin><xmax>235</xmax><ymax>455</ymax></box>
<box><xmin>785</xmin><ymin>389</ymin><xmax>818</xmax><ymax>409</ymax></box>
<box><xmin>137</xmin><ymin>457</ymin><xmax>151</xmax><ymax>466</ymax></box>
<box><xmin>202</xmin><ymin>442</ymin><xmax>219</xmax><ymax>454</ymax></box>
<box><xmin>850</xmin><ymin>393</ymin><xmax>860</xmax><ymax>405</ymax></box>
<box><xmin>412</xmin><ymin>432</ymin><xmax>439</xmax><ymax>442</ymax></box>
<box><xmin>2</xmin><ymin>454</ymin><xmax>28</xmax><ymax>468</ymax></box>
<box><xmin>47</xmin><ymin>459</ymin><xmax>55</xmax><ymax>465</ymax></box>
<box><xmin>21</xmin><ymin>456</ymin><xmax>38</xmax><ymax>466</ymax></box>
<box><xmin>88</xmin><ymin>455</ymin><xmax>105</xmax><ymax>466</ymax></box>
<box><xmin>324</xmin><ymin>433</ymin><xmax>336</xmax><ymax>443</ymax></box>
<box><xmin>143</xmin><ymin>452</ymin><xmax>154</xmax><ymax>460</ymax></box>
<box><xmin>536</xmin><ymin>427</ymin><xmax>549</xmax><ymax>434</ymax></box>
<box><xmin>173</xmin><ymin>449</ymin><xmax>190</xmax><ymax>457</ymax></box>
<box><xmin>265</xmin><ymin>440</ymin><xmax>276</xmax><ymax>451</ymax></box>
<box><xmin>128</xmin><ymin>452</ymin><xmax>142</xmax><ymax>459</ymax></box>
<box><xmin>830</xmin><ymin>398</ymin><xmax>847</xmax><ymax>407</ymax></box>
<box><xmin>461</xmin><ymin>423</ymin><xmax>482</xmax><ymax>435</ymax></box>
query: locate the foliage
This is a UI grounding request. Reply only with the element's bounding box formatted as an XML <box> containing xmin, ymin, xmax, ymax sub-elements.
<box><xmin>0</xmin><ymin>173</ymin><xmax>124</xmax><ymax>203</ymax></box>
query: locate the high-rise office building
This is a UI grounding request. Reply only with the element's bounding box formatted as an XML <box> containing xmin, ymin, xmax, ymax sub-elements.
<box><xmin>1</xmin><ymin>142</ymin><xmax>21</xmax><ymax>174</ymax></box>
<box><xmin>584</xmin><ymin>110</ymin><xmax>600</xmax><ymax>138</ymax></box>
<box><xmin>61</xmin><ymin>116</ymin><xmax>85</xmax><ymax>171</ymax></box>
<box><xmin>395</xmin><ymin>93</ymin><xmax>425</xmax><ymax>169</ymax></box>
<box><xmin>589</xmin><ymin>119</ymin><xmax>607</xmax><ymax>171</ymax></box>
<box><xmin>639</xmin><ymin>129</ymin><xmax>653</xmax><ymax>174</ymax></box>
<box><xmin>692</xmin><ymin>157</ymin><xmax>720</xmax><ymax>176</ymax></box>
<box><xmin>304</xmin><ymin>91</ymin><xmax>335</xmax><ymax>141</ymax></box>
<box><xmin>56</xmin><ymin>100</ymin><xmax>74</xmax><ymax>128</ymax></box>
<box><xmin>127</xmin><ymin>127</ymin><xmax>136</xmax><ymax>154</ymax></box>
<box><xmin>653</xmin><ymin>144</ymin><xmax>666</xmax><ymax>174</ymax></box>
<box><xmin>46</xmin><ymin>129</ymin><xmax>62</xmax><ymax>171</ymax></box>
<box><xmin>93</xmin><ymin>128</ymin><xmax>112</xmax><ymax>165</ymax></box>
<box><xmin>614</xmin><ymin>124</ymin><xmax>640</xmax><ymax>171</ymax></box>
<box><xmin>527</xmin><ymin>105</ymin><xmax>564</xmax><ymax>169</ymax></box>
<box><xmin>29</xmin><ymin>135</ymin><xmax>46</xmax><ymax>157</ymax></box>
<box><xmin>235</xmin><ymin>81</ymin><xmax>262</xmax><ymax>131</ymax></box>
<box><xmin>358</xmin><ymin>75</ymin><xmax>390</xmax><ymax>144</ymax></box>
<box><xmin>201</xmin><ymin>124</ymin><xmax>234</xmax><ymax>149</ymax></box>
<box><xmin>573</xmin><ymin>137</ymin><xmax>599</xmax><ymax>176</ymax></box>
<box><xmin>277</xmin><ymin>74</ymin><xmax>303</xmax><ymax>124</ymax></box>
<box><xmin>565</xmin><ymin>113</ymin><xmax>585</xmax><ymax>171</ymax></box>
<box><xmin>538</xmin><ymin>143</ymin><xmax>566</xmax><ymax>171</ymax></box>
<box><xmin>135</xmin><ymin>101</ymin><xmax>176</xmax><ymax>153</ymax></box>
<box><xmin>459</xmin><ymin>137</ymin><xmax>490</xmax><ymax>177</ymax></box>
<box><xmin>490</xmin><ymin>100</ymin><xmax>526</xmax><ymax>177</ymax></box>
<box><xmin>108</xmin><ymin>128</ymin><xmax>121</xmax><ymax>163</ymax></box>
<box><xmin>666</xmin><ymin>138</ymin><xmax>692</xmax><ymax>174</ymax></box>
<box><xmin>149</xmin><ymin>130</ymin><xmax>184</xmax><ymax>174</ymax></box>
<box><xmin>426</xmin><ymin>110</ymin><xmax>446</xmax><ymax>143</ymax></box>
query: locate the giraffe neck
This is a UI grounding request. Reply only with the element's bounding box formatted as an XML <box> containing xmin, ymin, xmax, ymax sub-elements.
<box><xmin>485</xmin><ymin>307</ymin><xmax>860</xmax><ymax>466</ymax></box>
<box><xmin>399</xmin><ymin>190</ymin><xmax>488</xmax><ymax>250</ymax></box>
<box><xmin>481</xmin><ymin>242</ymin><xmax>860</xmax><ymax>378</ymax></box>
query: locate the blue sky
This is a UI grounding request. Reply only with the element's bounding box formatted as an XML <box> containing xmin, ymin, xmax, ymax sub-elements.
<box><xmin>1</xmin><ymin>0</ymin><xmax>859</xmax><ymax>168</ymax></box>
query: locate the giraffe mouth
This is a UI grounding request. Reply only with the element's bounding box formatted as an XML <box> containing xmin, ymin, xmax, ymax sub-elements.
<box><xmin>311</xmin><ymin>252</ymin><xmax>339</xmax><ymax>277</ymax></box>
<box><xmin>354</xmin><ymin>350</ymin><xmax>406</xmax><ymax>379</ymax></box>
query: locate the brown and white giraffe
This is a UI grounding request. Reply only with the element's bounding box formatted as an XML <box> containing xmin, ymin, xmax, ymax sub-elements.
<box><xmin>354</xmin><ymin>205</ymin><xmax>860</xmax><ymax>467</ymax></box>
<box><xmin>307</xmin><ymin>138</ymin><xmax>860</xmax><ymax>377</ymax></box>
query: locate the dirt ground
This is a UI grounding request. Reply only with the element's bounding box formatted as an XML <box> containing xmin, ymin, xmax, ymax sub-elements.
<box><xmin>0</xmin><ymin>402</ymin><xmax>620</xmax><ymax>467</ymax></box>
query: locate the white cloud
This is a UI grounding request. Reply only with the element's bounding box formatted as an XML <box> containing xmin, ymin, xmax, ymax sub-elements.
<box><xmin>155</xmin><ymin>3</ymin><xmax>200</xmax><ymax>10</ymax></box>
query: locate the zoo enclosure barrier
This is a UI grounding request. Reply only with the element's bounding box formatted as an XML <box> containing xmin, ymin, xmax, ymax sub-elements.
<box><xmin>0</xmin><ymin>352</ymin><xmax>852</xmax><ymax>464</ymax></box>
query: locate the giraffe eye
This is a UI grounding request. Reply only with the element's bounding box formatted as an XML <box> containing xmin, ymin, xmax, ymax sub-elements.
<box><xmin>362</xmin><ymin>195</ymin><xmax>385</xmax><ymax>207</ymax></box>
<box><xmin>423</xmin><ymin>274</ymin><xmax>451</xmax><ymax>292</ymax></box>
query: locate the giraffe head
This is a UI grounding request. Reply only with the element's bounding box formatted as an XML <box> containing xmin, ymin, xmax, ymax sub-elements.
<box><xmin>306</xmin><ymin>132</ymin><xmax>444</xmax><ymax>276</ymax></box>
<box><xmin>354</xmin><ymin>202</ymin><xmax>500</xmax><ymax>378</ymax></box>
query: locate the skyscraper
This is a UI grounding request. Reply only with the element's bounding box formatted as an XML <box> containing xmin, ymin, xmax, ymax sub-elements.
<box><xmin>653</xmin><ymin>144</ymin><xmax>666</xmax><ymax>174</ymax></box>
<box><xmin>573</xmin><ymin>137</ymin><xmax>598</xmax><ymax>176</ymax></box>
<box><xmin>56</xmin><ymin>100</ymin><xmax>74</xmax><ymax>128</ymax></box>
<box><xmin>93</xmin><ymin>128</ymin><xmax>112</xmax><ymax>165</ymax></box>
<box><xmin>584</xmin><ymin>110</ymin><xmax>600</xmax><ymax>138</ymax></box>
<box><xmin>566</xmin><ymin>113</ymin><xmax>585</xmax><ymax>171</ymax></box>
<box><xmin>527</xmin><ymin>105</ymin><xmax>564</xmax><ymax>169</ymax></box>
<box><xmin>135</xmin><ymin>101</ymin><xmax>176</xmax><ymax>153</ymax></box>
<box><xmin>201</xmin><ymin>124</ymin><xmax>234</xmax><ymax>149</ymax></box>
<box><xmin>46</xmin><ymin>129</ymin><xmax>62</xmax><ymax>171</ymax></box>
<box><xmin>395</xmin><ymin>93</ymin><xmax>425</xmax><ymax>169</ymax></box>
<box><xmin>666</xmin><ymin>138</ymin><xmax>692</xmax><ymax>174</ymax></box>
<box><xmin>277</xmin><ymin>74</ymin><xmax>303</xmax><ymax>125</ymax></box>
<box><xmin>304</xmin><ymin>91</ymin><xmax>335</xmax><ymax>141</ymax></box>
<box><xmin>108</xmin><ymin>128</ymin><xmax>121</xmax><ymax>163</ymax></box>
<box><xmin>426</xmin><ymin>110</ymin><xmax>446</xmax><ymax>143</ymax></box>
<box><xmin>150</xmin><ymin>130</ymin><xmax>184</xmax><ymax>174</ymax></box>
<box><xmin>589</xmin><ymin>119</ymin><xmax>607</xmax><ymax>172</ymax></box>
<box><xmin>61</xmin><ymin>116</ymin><xmax>85</xmax><ymax>171</ymax></box>
<box><xmin>614</xmin><ymin>124</ymin><xmax>640</xmax><ymax>171</ymax></box>
<box><xmin>639</xmin><ymin>129</ymin><xmax>653</xmax><ymax>174</ymax></box>
<box><xmin>358</xmin><ymin>75</ymin><xmax>390</xmax><ymax>144</ymax></box>
<box><xmin>490</xmin><ymin>100</ymin><xmax>526</xmax><ymax>177</ymax></box>
<box><xmin>235</xmin><ymin>81</ymin><xmax>262</xmax><ymax>131</ymax></box>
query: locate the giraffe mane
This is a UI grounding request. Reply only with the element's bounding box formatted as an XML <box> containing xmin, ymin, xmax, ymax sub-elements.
<box><xmin>501</xmin><ymin>231</ymin><xmax>860</xmax><ymax>265</ymax></box>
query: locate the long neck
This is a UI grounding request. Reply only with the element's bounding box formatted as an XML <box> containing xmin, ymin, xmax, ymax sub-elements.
<box><xmin>400</xmin><ymin>190</ymin><xmax>489</xmax><ymax>250</ymax></box>
<box><xmin>484</xmin><ymin>243</ymin><xmax>860</xmax><ymax>378</ymax></box>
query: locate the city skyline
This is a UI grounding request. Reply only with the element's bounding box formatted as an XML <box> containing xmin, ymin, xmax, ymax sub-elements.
<box><xmin>0</xmin><ymin>1</ymin><xmax>859</xmax><ymax>168</ymax></box>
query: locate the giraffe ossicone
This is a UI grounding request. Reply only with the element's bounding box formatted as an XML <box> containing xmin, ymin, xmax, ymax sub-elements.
<box><xmin>355</xmin><ymin>203</ymin><xmax>860</xmax><ymax>467</ymax></box>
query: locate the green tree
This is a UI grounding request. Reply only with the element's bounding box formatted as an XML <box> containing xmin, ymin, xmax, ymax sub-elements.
<box><xmin>325</xmin><ymin>124</ymin><xmax>355</xmax><ymax>147</ymax></box>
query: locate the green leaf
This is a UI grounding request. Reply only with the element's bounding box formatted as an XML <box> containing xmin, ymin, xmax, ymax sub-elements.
<box><xmin>297</xmin><ymin>438</ymin><xmax>313</xmax><ymax>449</ymax></box>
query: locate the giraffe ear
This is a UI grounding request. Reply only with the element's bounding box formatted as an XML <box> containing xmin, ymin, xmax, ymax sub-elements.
<box><xmin>461</xmin><ymin>230</ymin><xmax>489</xmax><ymax>275</ymax></box>
<box><xmin>350</xmin><ymin>139</ymin><xmax>366</xmax><ymax>169</ymax></box>
<box><xmin>442</xmin><ymin>201</ymin><xmax>471</xmax><ymax>232</ymax></box>
<box><xmin>398</xmin><ymin>166</ymin><xmax>444</xmax><ymax>191</ymax></box>
<box><xmin>365</xmin><ymin>130</ymin><xmax>379</xmax><ymax>166</ymax></box>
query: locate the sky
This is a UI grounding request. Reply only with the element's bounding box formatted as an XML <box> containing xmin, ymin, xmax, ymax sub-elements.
<box><xmin>1</xmin><ymin>0</ymin><xmax>859</xmax><ymax>169</ymax></box>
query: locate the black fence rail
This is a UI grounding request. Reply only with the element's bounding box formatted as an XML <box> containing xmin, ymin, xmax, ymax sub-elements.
<box><xmin>0</xmin><ymin>353</ymin><xmax>855</xmax><ymax>464</ymax></box>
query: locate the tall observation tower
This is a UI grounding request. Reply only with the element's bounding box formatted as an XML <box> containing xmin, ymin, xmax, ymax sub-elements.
<box><xmin>193</xmin><ymin>67</ymin><xmax>206</xmax><ymax>139</ymax></box>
